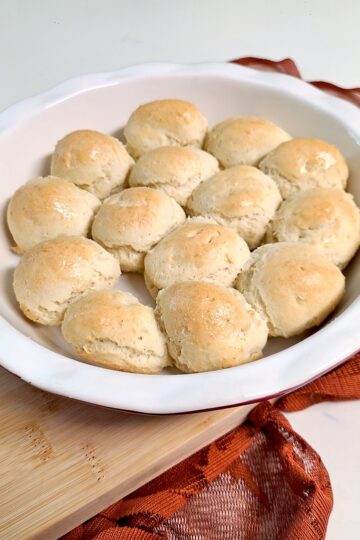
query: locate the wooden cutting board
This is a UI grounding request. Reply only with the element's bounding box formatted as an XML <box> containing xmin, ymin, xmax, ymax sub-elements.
<box><xmin>0</xmin><ymin>367</ymin><xmax>254</xmax><ymax>540</ymax></box>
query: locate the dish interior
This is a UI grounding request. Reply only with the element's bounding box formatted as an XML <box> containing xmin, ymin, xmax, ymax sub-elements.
<box><xmin>1</xmin><ymin>72</ymin><xmax>360</xmax><ymax>369</ymax></box>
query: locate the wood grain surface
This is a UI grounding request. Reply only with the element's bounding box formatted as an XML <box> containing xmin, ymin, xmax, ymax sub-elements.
<box><xmin>0</xmin><ymin>367</ymin><xmax>253</xmax><ymax>539</ymax></box>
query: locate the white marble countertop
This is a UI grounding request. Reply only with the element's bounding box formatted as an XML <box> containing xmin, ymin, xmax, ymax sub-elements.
<box><xmin>1</xmin><ymin>1</ymin><xmax>359</xmax><ymax>538</ymax></box>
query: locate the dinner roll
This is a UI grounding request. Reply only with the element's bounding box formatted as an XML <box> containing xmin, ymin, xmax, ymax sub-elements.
<box><xmin>155</xmin><ymin>281</ymin><xmax>268</xmax><ymax>373</ymax></box>
<box><xmin>186</xmin><ymin>166</ymin><xmax>282</xmax><ymax>250</ymax></box>
<box><xmin>204</xmin><ymin>116</ymin><xmax>291</xmax><ymax>168</ymax></box>
<box><xmin>124</xmin><ymin>99</ymin><xmax>208</xmax><ymax>158</ymax></box>
<box><xmin>236</xmin><ymin>243</ymin><xmax>345</xmax><ymax>338</ymax></box>
<box><xmin>62</xmin><ymin>290</ymin><xmax>169</xmax><ymax>373</ymax></box>
<box><xmin>92</xmin><ymin>187</ymin><xmax>185</xmax><ymax>273</ymax></box>
<box><xmin>13</xmin><ymin>236</ymin><xmax>120</xmax><ymax>325</ymax></box>
<box><xmin>51</xmin><ymin>130</ymin><xmax>134</xmax><ymax>199</ymax></box>
<box><xmin>128</xmin><ymin>146</ymin><xmax>219</xmax><ymax>206</ymax></box>
<box><xmin>259</xmin><ymin>138</ymin><xmax>348</xmax><ymax>198</ymax></box>
<box><xmin>7</xmin><ymin>176</ymin><xmax>101</xmax><ymax>252</ymax></box>
<box><xmin>266</xmin><ymin>188</ymin><xmax>360</xmax><ymax>269</ymax></box>
<box><xmin>144</xmin><ymin>217</ymin><xmax>250</xmax><ymax>297</ymax></box>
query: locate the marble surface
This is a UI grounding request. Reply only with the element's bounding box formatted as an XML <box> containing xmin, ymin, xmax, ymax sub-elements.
<box><xmin>1</xmin><ymin>1</ymin><xmax>359</xmax><ymax>538</ymax></box>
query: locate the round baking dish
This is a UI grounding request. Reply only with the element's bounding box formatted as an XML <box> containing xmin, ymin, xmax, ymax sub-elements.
<box><xmin>1</xmin><ymin>62</ymin><xmax>359</xmax><ymax>414</ymax></box>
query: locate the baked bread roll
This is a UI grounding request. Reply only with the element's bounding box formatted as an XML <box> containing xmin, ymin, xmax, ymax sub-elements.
<box><xmin>155</xmin><ymin>280</ymin><xmax>268</xmax><ymax>373</ymax></box>
<box><xmin>51</xmin><ymin>130</ymin><xmax>134</xmax><ymax>199</ymax></box>
<box><xmin>124</xmin><ymin>99</ymin><xmax>208</xmax><ymax>158</ymax></box>
<box><xmin>186</xmin><ymin>166</ymin><xmax>281</xmax><ymax>249</ymax></box>
<box><xmin>204</xmin><ymin>116</ymin><xmax>291</xmax><ymax>168</ymax></box>
<box><xmin>13</xmin><ymin>236</ymin><xmax>120</xmax><ymax>325</ymax></box>
<box><xmin>129</xmin><ymin>146</ymin><xmax>219</xmax><ymax>206</ymax></box>
<box><xmin>144</xmin><ymin>217</ymin><xmax>250</xmax><ymax>297</ymax></box>
<box><xmin>92</xmin><ymin>187</ymin><xmax>185</xmax><ymax>273</ymax></box>
<box><xmin>266</xmin><ymin>188</ymin><xmax>360</xmax><ymax>269</ymax></box>
<box><xmin>62</xmin><ymin>290</ymin><xmax>169</xmax><ymax>373</ymax></box>
<box><xmin>7</xmin><ymin>176</ymin><xmax>100</xmax><ymax>252</ymax></box>
<box><xmin>259</xmin><ymin>138</ymin><xmax>348</xmax><ymax>198</ymax></box>
<box><xmin>236</xmin><ymin>243</ymin><xmax>345</xmax><ymax>337</ymax></box>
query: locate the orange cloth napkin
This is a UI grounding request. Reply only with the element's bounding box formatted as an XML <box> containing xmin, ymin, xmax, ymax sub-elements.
<box><xmin>63</xmin><ymin>58</ymin><xmax>360</xmax><ymax>540</ymax></box>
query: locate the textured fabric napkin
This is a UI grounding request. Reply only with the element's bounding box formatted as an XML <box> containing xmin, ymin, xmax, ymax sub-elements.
<box><xmin>63</xmin><ymin>58</ymin><xmax>360</xmax><ymax>540</ymax></box>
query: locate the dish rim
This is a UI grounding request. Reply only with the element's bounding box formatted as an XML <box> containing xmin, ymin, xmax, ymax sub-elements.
<box><xmin>1</xmin><ymin>61</ymin><xmax>360</xmax><ymax>414</ymax></box>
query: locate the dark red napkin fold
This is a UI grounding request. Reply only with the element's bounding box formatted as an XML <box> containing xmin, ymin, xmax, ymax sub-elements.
<box><xmin>63</xmin><ymin>58</ymin><xmax>360</xmax><ymax>540</ymax></box>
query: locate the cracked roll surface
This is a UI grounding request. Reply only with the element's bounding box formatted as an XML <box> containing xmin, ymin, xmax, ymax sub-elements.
<box><xmin>204</xmin><ymin>116</ymin><xmax>291</xmax><ymax>168</ymax></box>
<box><xmin>144</xmin><ymin>217</ymin><xmax>250</xmax><ymax>298</ymax></box>
<box><xmin>51</xmin><ymin>130</ymin><xmax>134</xmax><ymax>199</ymax></box>
<box><xmin>7</xmin><ymin>176</ymin><xmax>101</xmax><ymax>252</ymax></box>
<box><xmin>13</xmin><ymin>236</ymin><xmax>120</xmax><ymax>325</ymax></box>
<box><xmin>259</xmin><ymin>138</ymin><xmax>348</xmax><ymax>199</ymax></box>
<box><xmin>124</xmin><ymin>99</ymin><xmax>208</xmax><ymax>158</ymax></box>
<box><xmin>186</xmin><ymin>166</ymin><xmax>282</xmax><ymax>249</ymax></box>
<box><xmin>62</xmin><ymin>290</ymin><xmax>169</xmax><ymax>373</ymax></box>
<box><xmin>236</xmin><ymin>243</ymin><xmax>345</xmax><ymax>338</ymax></box>
<box><xmin>266</xmin><ymin>188</ymin><xmax>360</xmax><ymax>269</ymax></box>
<box><xmin>155</xmin><ymin>281</ymin><xmax>268</xmax><ymax>373</ymax></box>
<box><xmin>92</xmin><ymin>187</ymin><xmax>186</xmax><ymax>273</ymax></box>
<box><xmin>128</xmin><ymin>145</ymin><xmax>219</xmax><ymax>206</ymax></box>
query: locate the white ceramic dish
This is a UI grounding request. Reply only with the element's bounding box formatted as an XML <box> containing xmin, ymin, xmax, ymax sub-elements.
<box><xmin>1</xmin><ymin>62</ymin><xmax>360</xmax><ymax>414</ymax></box>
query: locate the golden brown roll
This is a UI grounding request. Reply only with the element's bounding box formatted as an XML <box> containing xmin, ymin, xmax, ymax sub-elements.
<box><xmin>13</xmin><ymin>236</ymin><xmax>120</xmax><ymax>325</ymax></box>
<box><xmin>144</xmin><ymin>217</ymin><xmax>250</xmax><ymax>297</ymax></box>
<box><xmin>7</xmin><ymin>176</ymin><xmax>100</xmax><ymax>252</ymax></box>
<box><xmin>92</xmin><ymin>187</ymin><xmax>185</xmax><ymax>273</ymax></box>
<box><xmin>236</xmin><ymin>243</ymin><xmax>345</xmax><ymax>337</ymax></box>
<box><xmin>187</xmin><ymin>166</ymin><xmax>281</xmax><ymax>249</ymax></box>
<box><xmin>124</xmin><ymin>99</ymin><xmax>208</xmax><ymax>158</ymax></box>
<box><xmin>266</xmin><ymin>188</ymin><xmax>360</xmax><ymax>269</ymax></box>
<box><xmin>259</xmin><ymin>138</ymin><xmax>348</xmax><ymax>198</ymax></box>
<box><xmin>51</xmin><ymin>129</ymin><xmax>134</xmax><ymax>199</ymax></box>
<box><xmin>62</xmin><ymin>290</ymin><xmax>169</xmax><ymax>373</ymax></box>
<box><xmin>155</xmin><ymin>280</ymin><xmax>268</xmax><ymax>372</ymax></box>
<box><xmin>204</xmin><ymin>116</ymin><xmax>291</xmax><ymax>168</ymax></box>
<box><xmin>129</xmin><ymin>145</ymin><xmax>219</xmax><ymax>206</ymax></box>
